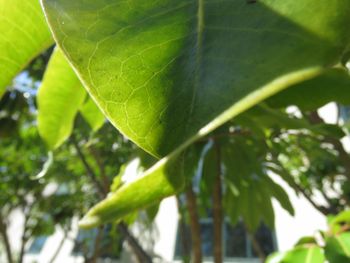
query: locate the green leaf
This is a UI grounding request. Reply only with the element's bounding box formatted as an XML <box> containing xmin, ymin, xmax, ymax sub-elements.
<box><xmin>41</xmin><ymin>0</ymin><xmax>350</xmax><ymax>224</ymax></box>
<box><xmin>79</xmin><ymin>148</ymin><xmax>203</xmax><ymax>228</ymax></box>
<box><xmin>295</xmin><ymin>237</ymin><xmax>318</xmax><ymax>247</ymax></box>
<box><xmin>80</xmin><ymin>96</ymin><xmax>105</xmax><ymax>131</ymax></box>
<box><xmin>272</xmin><ymin>246</ymin><xmax>325</xmax><ymax>263</ymax></box>
<box><xmin>267</xmin><ymin>68</ymin><xmax>350</xmax><ymax>111</ymax></box>
<box><xmin>37</xmin><ymin>48</ymin><xmax>86</xmax><ymax>149</ymax></box>
<box><xmin>42</xmin><ymin>0</ymin><xmax>350</xmax><ymax>158</ymax></box>
<box><xmin>325</xmin><ymin>232</ymin><xmax>350</xmax><ymax>262</ymax></box>
<box><xmin>329</xmin><ymin>210</ymin><xmax>350</xmax><ymax>228</ymax></box>
<box><xmin>0</xmin><ymin>0</ymin><xmax>53</xmax><ymax>96</ymax></box>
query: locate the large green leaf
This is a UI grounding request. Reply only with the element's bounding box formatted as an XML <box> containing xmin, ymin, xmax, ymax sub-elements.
<box><xmin>37</xmin><ymin>48</ymin><xmax>86</xmax><ymax>149</ymax></box>
<box><xmin>0</xmin><ymin>0</ymin><xmax>53</xmax><ymax>97</ymax></box>
<box><xmin>41</xmin><ymin>0</ymin><xmax>350</xmax><ymax>225</ymax></box>
<box><xmin>41</xmin><ymin>0</ymin><xmax>350</xmax><ymax>158</ymax></box>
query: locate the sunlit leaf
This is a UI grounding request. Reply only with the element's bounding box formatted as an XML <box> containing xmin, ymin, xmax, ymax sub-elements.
<box><xmin>41</xmin><ymin>0</ymin><xmax>350</xmax><ymax>224</ymax></box>
<box><xmin>37</xmin><ymin>48</ymin><xmax>86</xmax><ymax>149</ymax></box>
<box><xmin>42</xmin><ymin>0</ymin><xmax>350</xmax><ymax>158</ymax></box>
<box><xmin>0</xmin><ymin>0</ymin><xmax>53</xmax><ymax>97</ymax></box>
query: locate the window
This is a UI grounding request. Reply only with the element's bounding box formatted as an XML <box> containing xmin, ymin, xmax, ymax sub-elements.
<box><xmin>27</xmin><ymin>236</ymin><xmax>47</xmax><ymax>254</ymax></box>
<box><xmin>174</xmin><ymin>219</ymin><xmax>276</xmax><ymax>261</ymax></box>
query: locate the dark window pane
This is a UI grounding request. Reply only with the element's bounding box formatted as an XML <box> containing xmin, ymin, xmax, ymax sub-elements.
<box><xmin>201</xmin><ymin>221</ymin><xmax>213</xmax><ymax>257</ymax></box>
<box><xmin>252</xmin><ymin>224</ymin><xmax>275</xmax><ymax>256</ymax></box>
<box><xmin>27</xmin><ymin>236</ymin><xmax>47</xmax><ymax>254</ymax></box>
<box><xmin>174</xmin><ymin>222</ymin><xmax>191</xmax><ymax>260</ymax></box>
<box><xmin>225</xmin><ymin>222</ymin><xmax>247</xmax><ymax>258</ymax></box>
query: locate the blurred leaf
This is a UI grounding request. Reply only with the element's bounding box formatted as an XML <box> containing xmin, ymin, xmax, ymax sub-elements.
<box><xmin>37</xmin><ymin>48</ymin><xmax>86</xmax><ymax>149</ymax></box>
<box><xmin>269</xmin><ymin>246</ymin><xmax>324</xmax><ymax>263</ymax></box>
<box><xmin>0</xmin><ymin>0</ymin><xmax>53</xmax><ymax>97</ymax></box>
<box><xmin>295</xmin><ymin>236</ymin><xmax>318</xmax><ymax>246</ymax></box>
<box><xmin>325</xmin><ymin>232</ymin><xmax>350</xmax><ymax>262</ymax></box>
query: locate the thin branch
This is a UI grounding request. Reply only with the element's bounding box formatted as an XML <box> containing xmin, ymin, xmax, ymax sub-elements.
<box><xmin>71</xmin><ymin>134</ymin><xmax>106</xmax><ymax>198</ymax></box>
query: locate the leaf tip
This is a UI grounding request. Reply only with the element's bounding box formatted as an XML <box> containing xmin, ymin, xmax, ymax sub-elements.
<box><xmin>78</xmin><ymin>215</ymin><xmax>102</xmax><ymax>229</ymax></box>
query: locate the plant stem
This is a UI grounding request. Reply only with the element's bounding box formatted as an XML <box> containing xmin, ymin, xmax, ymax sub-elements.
<box><xmin>185</xmin><ymin>187</ymin><xmax>202</xmax><ymax>263</ymax></box>
<box><xmin>213</xmin><ymin>142</ymin><xmax>223</xmax><ymax>263</ymax></box>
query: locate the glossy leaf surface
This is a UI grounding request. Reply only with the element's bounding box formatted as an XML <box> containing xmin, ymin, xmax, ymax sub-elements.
<box><xmin>42</xmin><ymin>0</ymin><xmax>350</xmax><ymax>158</ymax></box>
<box><xmin>0</xmin><ymin>0</ymin><xmax>53</xmax><ymax>96</ymax></box>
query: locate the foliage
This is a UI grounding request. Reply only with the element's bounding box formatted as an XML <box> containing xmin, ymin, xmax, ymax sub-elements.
<box><xmin>266</xmin><ymin>210</ymin><xmax>350</xmax><ymax>263</ymax></box>
<box><xmin>2</xmin><ymin>0</ymin><xmax>350</xmax><ymax>262</ymax></box>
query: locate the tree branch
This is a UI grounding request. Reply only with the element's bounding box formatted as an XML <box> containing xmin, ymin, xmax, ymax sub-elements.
<box><xmin>185</xmin><ymin>187</ymin><xmax>202</xmax><ymax>263</ymax></box>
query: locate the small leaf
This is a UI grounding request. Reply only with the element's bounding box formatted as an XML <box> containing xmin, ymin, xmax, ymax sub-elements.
<box><xmin>37</xmin><ymin>48</ymin><xmax>86</xmax><ymax>149</ymax></box>
<box><xmin>79</xmin><ymin>147</ymin><xmax>203</xmax><ymax>228</ymax></box>
<box><xmin>0</xmin><ymin>0</ymin><xmax>53</xmax><ymax>96</ymax></box>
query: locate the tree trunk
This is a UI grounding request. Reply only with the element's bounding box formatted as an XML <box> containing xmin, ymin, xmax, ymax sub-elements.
<box><xmin>185</xmin><ymin>187</ymin><xmax>202</xmax><ymax>263</ymax></box>
<box><xmin>0</xmin><ymin>217</ymin><xmax>13</xmax><ymax>263</ymax></box>
<box><xmin>213</xmin><ymin>142</ymin><xmax>223</xmax><ymax>263</ymax></box>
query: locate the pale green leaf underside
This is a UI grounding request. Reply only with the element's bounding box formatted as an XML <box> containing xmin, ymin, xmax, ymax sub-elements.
<box><xmin>0</xmin><ymin>0</ymin><xmax>53</xmax><ymax>97</ymax></box>
<box><xmin>41</xmin><ymin>0</ymin><xmax>350</xmax><ymax>226</ymax></box>
<box><xmin>42</xmin><ymin>0</ymin><xmax>350</xmax><ymax>158</ymax></box>
<box><xmin>38</xmin><ymin>48</ymin><xmax>86</xmax><ymax>149</ymax></box>
<box><xmin>38</xmin><ymin>48</ymin><xmax>105</xmax><ymax>149</ymax></box>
